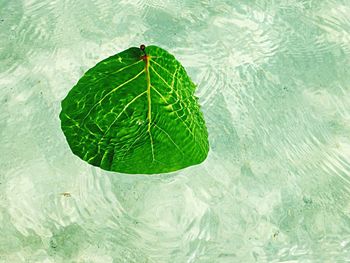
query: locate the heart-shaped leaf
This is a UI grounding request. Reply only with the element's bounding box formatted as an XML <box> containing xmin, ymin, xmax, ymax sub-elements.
<box><xmin>60</xmin><ymin>45</ymin><xmax>209</xmax><ymax>174</ymax></box>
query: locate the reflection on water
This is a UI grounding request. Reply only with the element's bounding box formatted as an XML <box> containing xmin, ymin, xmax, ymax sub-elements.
<box><xmin>1</xmin><ymin>0</ymin><xmax>350</xmax><ymax>262</ymax></box>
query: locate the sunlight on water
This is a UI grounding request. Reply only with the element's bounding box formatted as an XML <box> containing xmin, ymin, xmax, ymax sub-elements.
<box><xmin>1</xmin><ymin>0</ymin><xmax>350</xmax><ymax>262</ymax></box>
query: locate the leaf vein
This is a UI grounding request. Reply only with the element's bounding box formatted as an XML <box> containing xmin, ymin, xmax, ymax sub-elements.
<box><xmin>150</xmin><ymin>85</ymin><xmax>195</xmax><ymax>138</ymax></box>
<box><xmin>82</xmin><ymin>69</ymin><xmax>145</xmax><ymax>124</ymax></box>
<box><xmin>154</xmin><ymin>124</ymin><xmax>184</xmax><ymax>156</ymax></box>
<box><xmin>102</xmin><ymin>90</ymin><xmax>147</xmax><ymax>136</ymax></box>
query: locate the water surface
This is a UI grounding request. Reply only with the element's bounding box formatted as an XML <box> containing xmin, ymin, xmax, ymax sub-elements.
<box><xmin>1</xmin><ymin>0</ymin><xmax>350</xmax><ymax>262</ymax></box>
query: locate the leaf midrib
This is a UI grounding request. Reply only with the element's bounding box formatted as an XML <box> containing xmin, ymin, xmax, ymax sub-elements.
<box><xmin>145</xmin><ymin>55</ymin><xmax>155</xmax><ymax>162</ymax></box>
<box><xmin>80</xmin><ymin>52</ymin><xmax>203</xmax><ymax>162</ymax></box>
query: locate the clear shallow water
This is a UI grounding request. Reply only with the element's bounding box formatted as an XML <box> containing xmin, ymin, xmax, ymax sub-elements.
<box><xmin>1</xmin><ymin>0</ymin><xmax>350</xmax><ymax>262</ymax></box>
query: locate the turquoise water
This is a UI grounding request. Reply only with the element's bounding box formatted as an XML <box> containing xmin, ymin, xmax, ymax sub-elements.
<box><xmin>1</xmin><ymin>0</ymin><xmax>350</xmax><ymax>262</ymax></box>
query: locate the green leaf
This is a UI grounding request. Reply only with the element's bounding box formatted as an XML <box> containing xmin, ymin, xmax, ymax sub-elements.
<box><xmin>59</xmin><ymin>45</ymin><xmax>209</xmax><ymax>174</ymax></box>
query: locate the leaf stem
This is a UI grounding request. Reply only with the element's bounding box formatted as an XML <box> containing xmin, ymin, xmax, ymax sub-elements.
<box><xmin>140</xmin><ymin>44</ymin><xmax>146</xmax><ymax>55</ymax></box>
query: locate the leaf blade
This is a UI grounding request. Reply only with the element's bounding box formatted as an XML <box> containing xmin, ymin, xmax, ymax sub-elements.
<box><xmin>60</xmin><ymin>45</ymin><xmax>209</xmax><ymax>174</ymax></box>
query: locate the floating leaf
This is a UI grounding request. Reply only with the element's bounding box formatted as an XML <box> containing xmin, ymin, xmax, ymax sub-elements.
<box><xmin>59</xmin><ymin>45</ymin><xmax>209</xmax><ymax>174</ymax></box>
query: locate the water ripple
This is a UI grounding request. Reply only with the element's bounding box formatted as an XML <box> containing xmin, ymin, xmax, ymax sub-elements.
<box><xmin>1</xmin><ymin>0</ymin><xmax>350</xmax><ymax>262</ymax></box>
